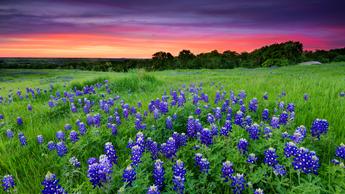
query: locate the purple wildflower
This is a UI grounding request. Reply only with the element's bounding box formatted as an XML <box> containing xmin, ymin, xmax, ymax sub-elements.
<box><xmin>2</xmin><ymin>175</ymin><xmax>15</xmax><ymax>192</ymax></box>
<box><xmin>153</xmin><ymin>160</ymin><xmax>165</xmax><ymax>190</ymax></box>
<box><xmin>237</xmin><ymin>138</ymin><xmax>248</xmax><ymax>154</ymax></box>
<box><xmin>104</xmin><ymin>142</ymin><xmax>117</xmax><ymax>164</ymax></box>
<box><xmin>310</xmin><ymin>119</ymin><xmax>329</xmax><ymax>139</ymax></box>
<box><xmin>123</xmin><ymin>165</ymin><xmax>136</xmax><ymax>185</ymax></box>
<box><xmin>41</xmin><ymin>172</ymin><xmax>66</xmax><ymax>194</ymax></box>
<box><xmin>56</xmin><ymin>142</ymin><xmax>67</xmax><ymax>157</ymax></box>
<box><xmin>222</xmin><ymin>161</ymin><xmax>234</xmax><ymax>182</ymax></box>
<box><xmin>264</xmin><ymin>147</ymin><xmax>279</xmax><ymax>166</ymax></box>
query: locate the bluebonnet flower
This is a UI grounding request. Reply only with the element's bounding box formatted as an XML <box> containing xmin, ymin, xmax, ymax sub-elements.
<box><xmin>69</xmin><ymin>156</ymin><xmax>81</xmax><ymax>168</ymax></box>
<box><xmin>237</xmin><ymin>138</ymin><xmax>248</xmax><ymax>154</ymax></box>
<box><xmin>284</xmin><ymin>142</ymin><xmax>298</xmax><ymax>158</ymax></box>
<box><xmin>290</xmin><ymin>125</ymin><xmax>306</xmax><ymax>144</ymax></box>
<box><xmin>153</xmin><ymin>109</ymin><xmax>160</xmax><ymax>120</ymax></box>
<box><xmin>304</xmin><ymin>93</ymin><xmax>309</xmax><ymax>101</ymax></box>
<box><xmin>335</xmin><ymin>143</ymin><xmax>345</xmax><ymax>160</ymax></box>
<box><xmin>238</xmin><ymin>90</ymin><xmax>246</xmax><ymax>99</ymax></box>
<box><xmin>234</xmin><ymin>111</ymin><xmax>244</xmax><ymax>126</ymax></box>
<box><xmin>240</xmin><ymin>105</ymin><xmax>246</xmax><ymax>113</ymax></box>
<box><xmin>135</xmin><ymin>132</ymin><xmax>146</xmax><ymax>150</ymax></box>
<box><xmin>286</xmin><ymin>103</ymin><xmax>294</xmax><ymax>112</ymax></box>
<box><xmin>177</xmin><ymin>95</ymin><xmax>184</xmax><ymax>107</ymax></box>
<box><xmin>289</xmin><ymin>112</ymin><xmax>295</xmax><ymax>121</ymax></box>
<box><xmin>245</xmin><ymin>115</ymin><xmax>252</xmax><ymax>126</ymax></box>
<box><xmin>37</xmin><ymin>135</ymin><xmax>44</xmax><ymax>144</ymax></box>
<box><xmin>56</xmin><ymin>131</ymin><xmax>65</xmax><ymax>141</ymax></box>
<box><xmin>194</xmin><ymin>154</ymin><xmax>210</xmax><ymax>173</ymax></box>
<box><xmin>88</xmin><ymin>157</ymin><xmax>98</xmax><ymax>165</ymax></box>
<box><xmin>264</xmin><ymin>127</ymin><xmax>272</xmax><ymax>139</ymax></box>
<box><xmin>19</xmin><ymin>134</ymin><xmax>27</xmax><ymax>146</ymax></box>
<box><xmin>247</xmin><ymin>123</ymin><xmax>260</xmax><ymax>140</ymax></box>
<box><xmin>278</xmin><ymin>101</ymin><xmax>285</xmax><ymax>110</ymax></box>
<box><xmin>262</xmin><ymin>109</ymin><xmax>269</xmax><ymax>121</ymax></box>
<box><xmin>270</xmin><ymin>116</ymin><xmax>280</xmax><ymax>129</ymax></box>
<box><xmin>227</xmin><ymin>107</ymin><xmax>233</xmax><ymax>118</ymax></box>
<box><xmin>195</xmin><ymin>107</ymin><xmax>201</xmax><ymax>115</ymax></box>
<box><xmin>48</xmin><ymin>141</ymin><xmax>56</xmax><ymax>151</ymax></box>
<box><xmin>173</xmin><ymin>160</ymin><xmax>186</xmax><ymax>194</ymax></box>
<box><xmin>56</xmin><ymin>142</ymin><xmax>67</xmax><ymax>157</ymax></box>
<box><xmin>147</xmin><ymin>185</ymin><xmax>160</xmax><ymax>194</ymax></box>
<box><xmin>6</xmin><ymin>129</ymin><xmax>14</xmax><ymax>139</ymax></box>
<box><xmin>27</xmin><ymin>104</ymin><xmax>32</xmax><ymax>111</ymax></box>
<box><xmin>249</xmin><ymin>98</ymin><xmax>258</xmax><ymax>112</ymax></box>
<box><xmin>221</xmin><ymin>161</ymin><xmax>234</xmax><ymax>182</ymax></box>
<box><xmin>281</xmin><ymin>132</ymin><xmax>290</xmax><ymax>139</ymax></box>
<box><xmin>123</xmin><ymin>165</ymin><xmax>136</xmax><ymax>185</ymax></box>
<box><xmin>254</xmin><ymin>188</ymin><xmax>264</xmax><ymax>194</ymax></box>
<box><xmin>71</xmin><ymin>104</ymin><xmax>77</xmax><ymax>112</ymax></box>
<box><xmin>279</xmin><ymin>111</ymin><xmax>288</xmax><ymax>125</ymax></box>
<box><xmin>200</xmin><ymin>128</ymin><xmax>213</xmax><ymax>146</ymax></box>
<box><xmin>161</xmin><ymin>137</ymin><xmax>177</xmax><ymax>159</ymax></box>
<box><xmin>211</xmin><ymin>124</ymin><xmax>218</xmax><ymax>136</ymax></box>
<box><xmin>214</xmin><ymin>107</ymin><xmax>222</xmax><ymax>120</ymax></box>
<box><xmin>104</xmin><ymin>142</ymin><xmax>117</xmax><ymax>164</ymax></box>
<box><xmin>78</xmin><ymin>122</ymin><xmax>87</xmax><ymax>135</ymax></box>
<box><xmin>131</xmin><ymin>145</ymin><xmax>143</xmax><ymax>166</ymax></box>
<box><xmin>310</xmin><ymin>119</ymin><xmax>329</xmax><ymax>139</ymax></box>
<box><xmin>194</xmin><ymin>119</ymin><xmax>203</xmax><ymax>133</ymax></box>
<box><xmin>153</xmin><ymin>160</ymin><xmax>165</xmax><ymax>190</ymax></box>
<box><xmin>135</xmin><ymin>119</ymin><xmax>145</xmax><ymax>130</ymax></box>
<box><xmin>263</xmin><ymin>92</ymin><xmax>268</xmax><ymax>100</ymax></box>
<box><xmin>247</xmin><ymin>153</ymin><xmax>258</xmax><ymax>164</ymax></box>
<box><xmin>273</xmin><ymin>164</ymin><xmax>286</xmax><ymax>176</ymax></box>
<box><xmin>207</xmin><ymin>113</ymin><xmax>215</xmax><ymax>124</ymax></box>
<box><xmin>339</xmin><ymin>91</ymin><xmax>345</xmax><ymax>97</ymax></box>
<box><xmin>123</xmin><ymin>108</ymin><xmax>129</xmax><ymax>120</ymax></box>
<box><xmin>0</xmin><ymin>114</ymin><xmax>3</xmax><ymax>120</ymax></box>
<box><xmin>292</xmin><ymin>147</ymin><xmax>320</xmax><ymax>174</ymax></box>
<box><xmin>231</xmin><ymin>173</ymin><xmax>246</xmax><ymax>194</ymax></box>
<box><xmin>69</xmin><ymin>130</ymin><xmax>79</xmax><ymax>143</ymax></box>
<box><xmin>331</xmin><ymin>159</ymin><xmax>340</xmax><ymax>165</ymax></box>
<box><xmin>173</xmin><ymin>113</ymin><xmax>178</xmax><ymax>120</ymax></box>
<box><xmin>137</xmin><ymin>101</ymin><xmax>142</xmax><ymax>108</ymax></box>
<box><xmin>2</xmin><ymin>175</ymin><xmax>15</xmax><ymax>192</ymax></box>
<box><xmin>187</xmin><ymin>116</ymin><xmax>196</xmax><ymax>138</ymax></box>
<box><xmin>108</xmin><ymin>124</ymin><xmax>117</xmax><ymax>136</ymax></box>
<box><xmin>172</xmin><ymin>132</ymin><xmax>187</xmax><ymax>148</ymax></box>
<box><xmin>17</xmin><ymin>117</ymin><xmax>23</xmax><ymax>125</ymax></box>
<box><xmin>48</xmin><ymin>100</ymin><xmax>55</xmax><ymax>108</ymax></box>
<box><xmin>166</xmin><ymin>116</ymin><xmax>173</xmax><ymax>130</ymax></box>
<box><xmin>42</xmin><ymin>172</ymin><xmax>66</xmax><ymax>194</ymax></box>
<box><xmin>159</xmin><ymin>102</ymin><xmax>169</xmax><ymax>114</ymax></box>
<box><xmin>115</xmin><ymin>116</ymin><xmax>121</xmax><ymax>125</ymax></box>
<box><xmin>88</xmin><ymin>155</ymin><xmax>113</xmax><ymax>187</ymax></box>
<box><xmin>64</xmin><ymin>124</ymin><xmax>72</xmax><ymax>130</ymax></box>
<box><xmin>146</xmin><ymin>139</ymin><xmax>159</xmax><ymax>160</ymax></box>
<box><xmin>214</xmin><ymin>91</ymin><xmax>221</xmax><ymax>104</ymax></box>
<box><xmin>264</xmin><ymin>147</ymin><xmax>278</xmax><ymax>166</ymax></box>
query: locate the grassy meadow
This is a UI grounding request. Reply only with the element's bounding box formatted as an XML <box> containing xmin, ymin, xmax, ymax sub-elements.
<box><xmin>0</xmin><ymin>62</ymin><xmax>345</xmax><ymax>193</ymax></box>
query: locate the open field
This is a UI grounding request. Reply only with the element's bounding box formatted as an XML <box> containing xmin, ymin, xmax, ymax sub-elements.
<box><xmin>0</xmin><ymin>62</ymin><xmax>345</xmax><ymax>193</ymax></box>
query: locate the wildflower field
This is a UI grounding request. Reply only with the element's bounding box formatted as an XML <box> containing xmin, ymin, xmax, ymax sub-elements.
<box><xmin>0</xmin><ymin>62</ymin><xmax>345</xmax><ymax>193</ymax></box>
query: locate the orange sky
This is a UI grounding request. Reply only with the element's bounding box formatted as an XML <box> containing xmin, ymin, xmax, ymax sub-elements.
<box><xmin>0</xmin><ymin>33</ymin><xmax>336</xmax><ymax>58</ymax></box>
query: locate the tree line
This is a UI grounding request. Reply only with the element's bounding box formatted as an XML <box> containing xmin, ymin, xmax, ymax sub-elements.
<box><xmin>1</xmin><ymin>41</ymin><xmax>344</xmax><ymax>71</ymax></box>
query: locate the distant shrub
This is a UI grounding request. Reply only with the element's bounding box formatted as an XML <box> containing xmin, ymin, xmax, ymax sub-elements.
<box><xmin>261</xmin><ymin>58</ymin><xmax>289</xmax><ymax>67</ymax></box>
<box><xmin>333</xmin><ymin>55</ymin><xmax>345</xmax><ymax>62</ymax></box>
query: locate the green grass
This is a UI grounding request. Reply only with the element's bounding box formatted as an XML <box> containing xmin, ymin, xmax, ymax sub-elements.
<box><xmin>0</xmin><ymin>62</ymin><xmax>345</xmax><ymax>193</ymax></box>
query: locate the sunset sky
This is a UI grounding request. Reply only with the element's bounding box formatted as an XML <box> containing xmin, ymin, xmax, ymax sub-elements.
<box><xmin>1</xmin><ymin>0</ymin><xmax>344</xmax><ymax>58</ymax></box>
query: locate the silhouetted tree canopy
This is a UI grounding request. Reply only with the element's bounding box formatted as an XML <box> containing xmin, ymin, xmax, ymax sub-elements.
<box><xmin>1</xmin><ymin>41</ymin><xmax>344</xmax><ymax>71</ymax></box>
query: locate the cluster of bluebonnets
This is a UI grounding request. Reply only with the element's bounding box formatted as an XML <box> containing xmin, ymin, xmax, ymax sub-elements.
<box><xmin>0</xmin><ymin>80</ymin><xmax>344</xmax><ymax>194</ymax></box>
